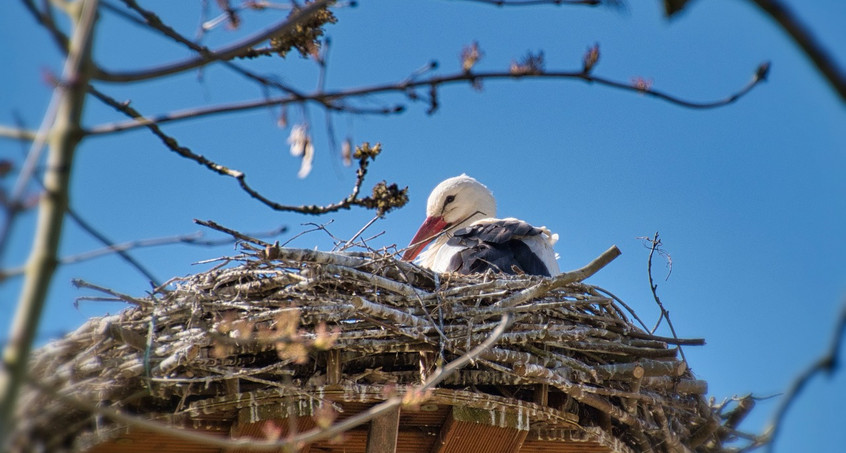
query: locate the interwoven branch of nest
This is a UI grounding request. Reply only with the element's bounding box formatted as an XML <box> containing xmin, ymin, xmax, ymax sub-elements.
<box><xmin>14</xmin><ymin>248</ymin><xmax>738</xmax><ymax>453</ymax></box>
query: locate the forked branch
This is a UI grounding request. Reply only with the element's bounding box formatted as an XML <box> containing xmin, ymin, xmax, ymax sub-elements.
<box><xmin>86</xmin><ymin>86</ymin><xmax>407</xmax><ymax>215</ymax></box>
<box><xmin>92</xmin><ymin>0</ymin><xmax>334</xmax><ymax>83</ymax></box>
<box><xmin>85</xmin><ymin>63</ymin><xmax>769</xmax><ymax>137</ymax></box>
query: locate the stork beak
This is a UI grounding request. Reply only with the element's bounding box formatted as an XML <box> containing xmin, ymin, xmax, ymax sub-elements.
<box><xmin>402</xmin><ymin>216</ymin><xmax>449</xmax><ymax>261</ymax></box>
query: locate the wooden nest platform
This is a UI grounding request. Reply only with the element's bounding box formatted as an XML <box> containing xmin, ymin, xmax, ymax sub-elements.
<box><xmin>13</xmin><ymin>246</ymin><xmax>736</xmax><ymax>453</ymax></box>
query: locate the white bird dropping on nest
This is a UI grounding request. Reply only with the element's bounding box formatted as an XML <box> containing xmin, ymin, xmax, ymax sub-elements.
<box><xmin>402</xmin><ymin>174</ymin><xmax>560</xmax><ymax>276</ymax></box>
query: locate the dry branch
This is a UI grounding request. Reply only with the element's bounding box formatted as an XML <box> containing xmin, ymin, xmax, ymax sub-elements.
<box><xmin>461</xmin><ymin>0</ymin><xmax>604</xmax><ymax>6</ymax></box>
<box><xmin>92</xmin><ymin>0</ymin><xmax>334</xmax><ymax>83</ymax></box>
<box><xmin>84</xmin><ymin>64</ymin><xmax>769</xmax><ymax>138</ymax></box>
<box><xmin>763</xmin><ymin>301</ymin><xmax>846</xmax><ymax>452</ymax></box>
<box><xmin>0</xmin><ymin>0</ymin><xmax>100</xmax><ymax>443</ymax></box>
<box><xmin>9</xmin><ymin>244</ymin><xmax>746</xmax><ymax>452</ymax></box>
<box><xmin>749</xmin><ymin>0</ymin><xmax>846</xmax><ymax>101</ymax></box>
<box><xmin>87</xmin><ymin>86</ymin><xmax>407</xmax><ymax>216</ymax></box>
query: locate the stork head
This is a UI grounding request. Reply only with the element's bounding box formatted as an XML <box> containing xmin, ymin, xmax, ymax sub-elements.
<box><xmin>402</xmin><ymin>174</ymin><xmax>496</xmax><ymax>261</ymax></box>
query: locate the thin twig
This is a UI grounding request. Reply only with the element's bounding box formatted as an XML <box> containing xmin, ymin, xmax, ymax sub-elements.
<box><xmin>591</xmin><ymin>285</ymin><xmax>651</xmax><ymax>332</ymax></box>
<box><xmin>0</xmin><ymin>125</ymin><xmax>38</xmax><ymax>142</ymax></box>
<box><xmin>194</xmin><ymin>219</ymin><xmax>272</xmax><ymax>248</ymax></box>
<box><xmin>488</xmin><ymin>245</ymin><xmax>621</xmax><ymax>311</ymax></box>
<box><xmin>338</xmin><ymin>214</ymin><xmax>381</xmax><ymax>251</ymax></box>
<box><xmin>25</xmin><ymin>313</ymin><xmax>513</xmax><ymax>451</ymax></box>
<box><xmin>764</xmin><ymin>301</ymin><xmax>846</xmax><ymax>452</ymax></box>
<box><xmin>0</xmin><ymin>113</ymin><xmax>161</xmax><ymax>284</ymax></box>
<box><xmin>2</xmin><ymin>223</ymin><xmax>287</xmax><ymax>282</ymax></box>
<box><xmin>281</xmin><ymin>220</ymin><xmax>338</xmax><ymax>247</ymax></box>
<box><xmin>87</xmin><ymin>86</ymin><xmax>400</xmax><ymax>215</ymax></box>
<box><xmin>86</xmin><ymin>64</ymin><xmax>769</xmax><ymax>136</ymax></box>
<box><xmin>108</xmin><ymin>0</ymin><xmax>316</xmax><ymax>102</ymax></box>
<box><xmin>19</xmin><ymin>0</ymin><xmax>70</xmax><ymax>55</ymax></box>
<box><xmin>459</xmin><ymin>0</ymin><xmax>604</xmax><ymax>5</ymax></box>
<box><xmin>2</xmin><ymin>71</ymin><xmax>65</xmax><ymax>260</ymax></box>
<box><xmin>71</xmin><ymin>279</ymin><xmax>151</xmax><ymax>306</ymax></box>
<box><xmin>642</xmin><ymin>232</ymin><xmax>686</xmax><ymax>365</ymax></box>
<box><xmin>64</xmin><ymin>208</ymin><xmax>162</xmax><ymax>285</ymax></box>
<box><xmin>92</xmin><ymin>0</ymin><xmax>334</xmax><ymax>83</ymax></box>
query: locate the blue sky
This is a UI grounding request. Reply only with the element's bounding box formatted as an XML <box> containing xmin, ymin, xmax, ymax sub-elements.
<box><xmin>2</xmin><ymin>1</ymin><xmax>844</xmax><ymax>451</ymax></box>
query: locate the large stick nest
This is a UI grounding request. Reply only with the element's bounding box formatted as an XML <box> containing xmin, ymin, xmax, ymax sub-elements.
<box><xmin>14</xmin><ymin>246</ymin><xmax>740</xmax><ymax>452</ymax></box>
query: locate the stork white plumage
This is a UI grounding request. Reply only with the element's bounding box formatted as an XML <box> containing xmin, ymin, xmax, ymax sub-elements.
<box><xmin>401</xmin><ymin>174</ymin><xmax>560</xmax><ymax>276</ymax></box>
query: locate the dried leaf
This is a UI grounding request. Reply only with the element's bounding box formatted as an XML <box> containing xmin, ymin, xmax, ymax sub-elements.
<box><xmin>461</xmin><ymin>41</ymin><xmax>483</xmax><ymax>73</ymax></box>
<box><xmin>583</xmin><ymin>43</ymin><xmax>600</xmax><ymax>74</ymax></box>
<box><xmin>341</xmin><ymin>138</ymin><xmax>352</xmax><ymax>167</ymax></box>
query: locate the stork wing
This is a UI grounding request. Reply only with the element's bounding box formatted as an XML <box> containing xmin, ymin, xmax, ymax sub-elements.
<box><xmin>445</xmin><ymin>219</ymin><xmax>553</xmax><ymax>276</ymax></box>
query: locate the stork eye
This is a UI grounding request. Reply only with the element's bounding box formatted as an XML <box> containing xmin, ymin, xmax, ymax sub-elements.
<box><xmin>444</xmin><ymin>195</ymin><xmax>456</xmax><ymax>206</ymax></box>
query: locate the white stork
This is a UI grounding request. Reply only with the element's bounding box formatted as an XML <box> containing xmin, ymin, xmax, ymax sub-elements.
<box><xmin>401</xmin><ymin>174</ymin><xmax>560</xmax><ymax>276</ymax></box>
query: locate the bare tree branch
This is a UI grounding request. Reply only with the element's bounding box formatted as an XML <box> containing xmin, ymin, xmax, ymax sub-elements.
<box><xmin>591</xmin><ymin>285</ymin><xmax>651</xmax><ymax>332</ymax></box>
<box><xmin>2</xmin><ymin>129</ymin><xmax>166</xmax><ymax>286</ymax></box>
<box><xmin>457</xmin><ymin>0</ymin><xmax>606</xmax><ymax>6</ymax></box>
<box><xmin>86</xmin><ymin>86</ymin><xmax>406</xmax><ymax>215</ymax></box>
<box><xmin>641</xmin><ymin>232</ymin><xmax>686</xmax><ymax>364</ymax></box>
<box><xmin>63</xmin><ymin>207</ymin><xmax>163</xmax><ymax>285</ymax></box>
<box><xmin>0</xmin><ymin>125</ymin><xmax>37</xmax><ymax>142</ymax></box>
<box><xmin>487</xmin><ymin>245</ymin><xmax>621</xmax><ymax>311</ymax></box>
<box><xmin>84</xmin><ymin>62</ymin><xmax>769</xmax><ymax>137</ymax></box>
<box><xmin>748</xmin><ymin>0</ymin><xmax>845</xmax><ymax>102</ymax></box>
<box><xmin>764</xmin><ymin>300</ymin><xmax>846</xmax><ymax>452</ymax></box>
<box><xmin>91</xmin><ymin>0</ymin><xmax>333</xmax><ymax>83</ymax></box>
<box><xmin>0</xmin><ymin>0</ymin><xmax>100</xmax><ymax>442</ymax></box>
<box><xmin>103</xmin><ymin>0</ymin><xmax>304</xmax><ymax>99</ymax></box>
<box><xmin>20</xmin><ymin>0</ymin><xmax>70</xmax><ymax>56</ymax></box>
<box><xmin>89</xmin><ymin>87</ymin><xmax>409</xmax><ymax>216</ymax></box>
<box><xmin>71</xmin><ymin>279</ymin><xmax>152</xmax><ymax>307</ymax></box>
<box><xmin>195</xmin><ymin>218</ymin><xmax>276</xmax><ymax>248</ymax></box>
<box><xmin>2</xmin><ymin>60</ymin><xmax>83</xmax><ymax>261</ymax></box>
<box><xmin>0</xmin><ymin>225</ymin><xmax>288</xmax><ymax>283</ymax></box>
<box><xmin>664</xmin><ymin>0</ymin><xmax>844</xmax><ymax>102</ymax></box>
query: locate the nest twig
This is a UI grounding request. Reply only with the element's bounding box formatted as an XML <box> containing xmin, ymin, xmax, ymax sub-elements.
<box><xmin>13</xmin><ymin>245</ymin><xmax>744</xmax><ymax>452</ymax></box>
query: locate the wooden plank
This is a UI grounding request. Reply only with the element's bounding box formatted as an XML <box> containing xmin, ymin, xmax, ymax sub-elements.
<box><xmin>430</xmin><ymin>406</ymin><xmax>529</xmax><ymax>453</ymax></box>
<box><xmin>230</xmin><ymin>399</ymin><xmax>318</xmax><ymax>453</ymax></box>
<box><xmin>365</xmin><ymin>406</ymin><xmax>401</xmax><ymax>453</ymax></box>
<box><xmin>430</xmin><ymin>406</ymin><xmax>459</xmax><ymax>453</ymax></box>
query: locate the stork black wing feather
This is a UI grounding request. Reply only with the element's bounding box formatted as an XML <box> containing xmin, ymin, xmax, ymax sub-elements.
<box><xmin>452</xmin><ymin>219</ymin><xmax>542</xmax><ymax>244</ymax></box>
<box><xmin>446</xmin><ymin>220</ymin><xmax>550</xmax><ymax>276</ymax></box>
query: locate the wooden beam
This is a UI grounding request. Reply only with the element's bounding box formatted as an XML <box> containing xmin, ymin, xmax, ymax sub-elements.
<box><xmin>224</xmin><ymin>377</ymin><xmax>240</xmax><ymax>396</ymax></box>
<box><xmin>533</xmin><ymin>383</ymin><xmax>548</xmax><ymax>406</ymax></box>
<box><xmin>419</xmin><ymin>351</ymin><xmax>435</xmax><ymax>381</ymax></box>
<box><xmin>430</xmin><ymin>407</ymin><xmax>458</xmax><ymax>453</ymax></box>
<box><xmin>430</xmin><ymin>406</ymin><xmax>529</xmax><ymax>453</ymax></box>
<box><xmin>327</xmin><ymin>349</ymin><xmax>342</xmax><ymax>385</ymax></box>
<box><xmin>365</xmin><ymin>405</ymin><xmax>401</xmax><ymax>453</ymax></box>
